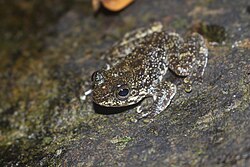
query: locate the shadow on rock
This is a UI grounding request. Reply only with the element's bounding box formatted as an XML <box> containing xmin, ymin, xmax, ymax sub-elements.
<box><xmin>93</xmin><ymin>102</ymin><xmax>139</xmax><ymax>115</ymax></box>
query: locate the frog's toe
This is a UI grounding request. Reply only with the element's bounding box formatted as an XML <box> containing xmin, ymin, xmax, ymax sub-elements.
<box><xmin>135</xmin><ymin>109</ymin><xmax>156</xmax><ymax>122</ymax></box>
<box><xmin>183</xmin><ymin>83</ymin><xmax>193</xmax><ymax>93</ymax></box>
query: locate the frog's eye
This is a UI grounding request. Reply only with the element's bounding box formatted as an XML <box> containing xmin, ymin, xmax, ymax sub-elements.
<box><xmin>91</xmin><ymin>71</ymin><xmax>104</xmax><ymax>84</ymax></box>
<box><xmin>116</xmin><ymin>85</ymin><xmax>130</xmax><ymax>100</ymax></box>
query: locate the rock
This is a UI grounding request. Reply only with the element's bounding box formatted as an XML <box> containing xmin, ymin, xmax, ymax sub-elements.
<box><xmin>0</xmin><ymin>0</ymin><xmax>249</xmax><ymax>166</ymax></box>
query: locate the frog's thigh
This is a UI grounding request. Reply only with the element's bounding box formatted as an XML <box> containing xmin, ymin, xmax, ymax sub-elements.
<box><xmin>169</xmin><ymin>33</ymin><xmax>208</xmax><ymax>92</ymax></box>
<box><xmin>168</xmin><ymin>37</ymin><xmax>197</xmax><ymax>76</ymax></box>
<box><xmin>187</xmin><ymin>33</ymin><xmax>208</xmax><ymax>79</ymax></box>
<box><xmin>165</xmin><ymin>32</ymin><xmax>192</xmax><ymax>76</ymax></box>
<box><xmin>182</xmin><ymin>33</ymin><xmax>208</xmax><ymax>92</ymax></box>
<box><xmin>168</xmin><ymin>44</ymin><xmax>194</xmax><ymax>77</ymax></box>
<box><xmin>138</xmin><ymin>81</ymin><xmax>177</xmax><ymax>119</ymax></box>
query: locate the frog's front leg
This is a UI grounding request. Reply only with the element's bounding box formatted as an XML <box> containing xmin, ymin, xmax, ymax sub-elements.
<box><xmin>79</xmin><ymin>81</ymin><xmax>93</xmax><ymax>101</ymax></box>
<box><xmin>168</xmin><ymin>33</ymin><xmax>208</xmax><ymax>92</ymax></box>
<box><xmin>137</xmin><ymin>81</ymin><xmax>176</xmax><ymax>120</ymax></box>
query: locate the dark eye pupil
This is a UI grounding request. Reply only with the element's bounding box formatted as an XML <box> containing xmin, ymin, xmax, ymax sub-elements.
<box><xmin>118</xmin><ymin>88</ymin><xmax>129</xmax><ymax>97</ymax></box>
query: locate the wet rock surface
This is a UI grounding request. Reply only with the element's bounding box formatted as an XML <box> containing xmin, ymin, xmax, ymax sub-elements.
<box><xmin>0</xmin><ymin>0</ymin><xmax>249</xmax><ymax>166</ymax></box>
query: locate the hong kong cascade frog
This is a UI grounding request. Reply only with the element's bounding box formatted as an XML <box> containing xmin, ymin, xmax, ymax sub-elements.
<box><xmin>89</xmin><ymin>22</ymin><xmax>208</xmax><ymax>119</ymax></box>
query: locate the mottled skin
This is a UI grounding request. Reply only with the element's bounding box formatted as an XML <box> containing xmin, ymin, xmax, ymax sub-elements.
<box><xmin>90</xmin><ymin>22</ymin><xmax>208</xmax><ymax>119</ymax></box>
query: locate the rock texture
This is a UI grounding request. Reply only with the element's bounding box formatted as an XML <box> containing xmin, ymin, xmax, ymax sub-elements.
<box><xmin>0</xmin><ymin>0</ymin><xmax>249</xmax><ymax>166</ymax></box>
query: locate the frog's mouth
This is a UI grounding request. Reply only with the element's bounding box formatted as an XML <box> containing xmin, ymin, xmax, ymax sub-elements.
<box><xmin>93</xmin><ymin>94</ymin><xmax>146</xmax><ymax>108</ymax></box>
<box><xmin>93</xmin><ymin>96</ymin><xmax>127</xmax><ymax>107</ymax></box>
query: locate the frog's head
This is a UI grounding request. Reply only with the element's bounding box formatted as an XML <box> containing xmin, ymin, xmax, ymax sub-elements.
<box><xmin>91</xmin><ymin>70</ymin><xmax>144</xmax><ymax>107</ymax></box>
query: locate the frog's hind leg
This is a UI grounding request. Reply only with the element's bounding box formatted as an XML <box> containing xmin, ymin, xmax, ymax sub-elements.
<box><xmin>169</xmin><ymin>33</ymin><xmax>208</xmax><ymax>92</ymax></box>
<box><xmin>136</xmin><ymin>81</ymin><xmax>176</xmax><ymax>121</ymax></box>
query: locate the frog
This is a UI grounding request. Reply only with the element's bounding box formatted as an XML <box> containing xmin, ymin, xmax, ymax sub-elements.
<box><xmin>86</xmin><ymin>22</ymin><xmax>208</xmax><ymax>120</ymax></box>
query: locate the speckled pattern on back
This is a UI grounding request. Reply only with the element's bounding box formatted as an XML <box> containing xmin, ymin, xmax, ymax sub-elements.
<box><xmin>90</xmin><ymin>22</ymin><xmax>208</xmax><ymax>120</ymax></box>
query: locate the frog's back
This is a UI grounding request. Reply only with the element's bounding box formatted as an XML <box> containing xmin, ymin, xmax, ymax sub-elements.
<box><xmin>114</xmin><ymin>32</ymin><xmax>169</xmax><ymax>88</ymax></box>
